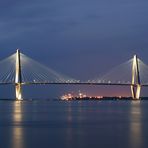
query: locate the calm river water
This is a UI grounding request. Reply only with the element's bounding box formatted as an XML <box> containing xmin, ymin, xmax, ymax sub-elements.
<box><xmin>0</xmin><ymin>100</ymin><xmax>148</xmax><ymax>148</ymax></box>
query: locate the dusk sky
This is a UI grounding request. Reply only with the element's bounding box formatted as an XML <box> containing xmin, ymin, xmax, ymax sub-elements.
<box><xmin>0</xmin><ymin>0</ymin><xmax>148</xmax><ymax>98</ymax></box>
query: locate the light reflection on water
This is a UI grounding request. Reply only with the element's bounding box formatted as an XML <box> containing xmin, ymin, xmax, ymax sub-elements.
<box><xmin>66</xmin><ymin>103</ymin><xmax>73</xmax><ymax>148</ymax></box>
<box><xmin>11</xmin><ymin>101</ymin><xmax>24</xmax><ymax>148</ymax></box>
<box><xmin>129</xmin><ymin>101</ymin><xmax>142</xmax><ymax>148</ymax></box>
<box><xmin>0</xmin><ymin>100</ymin><xmax>148</xmax><ymax>148</ymax></box>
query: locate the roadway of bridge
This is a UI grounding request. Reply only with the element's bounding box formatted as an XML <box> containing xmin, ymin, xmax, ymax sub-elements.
<box><xmin>0</xmin><ymin>82</ymin><xmax>148</xmax><ymax>87</ymax></box>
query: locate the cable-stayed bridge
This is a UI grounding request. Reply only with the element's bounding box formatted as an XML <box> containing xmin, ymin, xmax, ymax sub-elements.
<box><xmin>1</xmin><ymin>49</ymin><xmax>148</xmax><ymax>100</ymax></box>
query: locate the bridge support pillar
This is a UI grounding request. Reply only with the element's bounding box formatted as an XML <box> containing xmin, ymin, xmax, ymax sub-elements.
<box><xmin>131</xmin><ymin>55</ymin><xmax>141</xmax><ymax>100</ymax></box>
<box><xmin>15</xmin><ymin>49</ymin><xmax>23</xmax><ymax>100</ymax></box>
<box><xmin>131</xmin><ymin>84</ymin><xmax>141</xmax><ymax>100</ymax></box>
<box><xmin>16</xmin><ymin>83</ymin><xmax>22</xmax><ymax>100</ymax></box>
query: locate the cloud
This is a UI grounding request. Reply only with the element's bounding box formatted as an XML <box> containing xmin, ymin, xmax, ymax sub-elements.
<box><xmin>0</xmin><ymin>0</ymin><xmax>148</xmax><ymax>55</ymax></box>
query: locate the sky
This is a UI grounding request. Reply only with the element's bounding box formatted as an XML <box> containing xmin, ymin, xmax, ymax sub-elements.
<box><xmin>0</xmin><ymin>0</ymin><xmax>148</xmax><ymax>98</ymax></box>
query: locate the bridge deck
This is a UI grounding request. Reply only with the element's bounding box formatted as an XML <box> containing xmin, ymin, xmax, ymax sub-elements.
<box><xmin>0</xmin><ymin>82</ymin><xmax>148</xmax><ymax>87</ymax></box>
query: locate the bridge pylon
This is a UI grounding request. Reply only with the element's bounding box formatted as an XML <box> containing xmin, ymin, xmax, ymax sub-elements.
<box><xmin>15</xmin><ymin>49</ymin><xmax>23</xmax><ymax>100</ymax></box>
<box><xmin>131</xmin><ymin>55</ymin><xmax>141</xmax><ymax>99</ymax></box>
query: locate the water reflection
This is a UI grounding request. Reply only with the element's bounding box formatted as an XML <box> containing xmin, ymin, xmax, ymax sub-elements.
<box><xmin>67</xmin><ymin>103</ymin><xmax>72</xmax><ymax>123</ymax></box>
<box><xmin>11</xmin><ymin>101</ymin><xmax>24</xmax><ymax>148</ymax></box>
<box><xmin>66</xmin><ymin>102</ymin><xmax>85</xmax><ymax>148</ymax></box>
<box><xmin>129</xmin><ymin>101</ymin><xmax>142</xmax><ymax>148</ymax></box>
<box><xmin>66</xmin><ymin>103</ymin><xmax>73</xmax><ymax>147</ymax></box>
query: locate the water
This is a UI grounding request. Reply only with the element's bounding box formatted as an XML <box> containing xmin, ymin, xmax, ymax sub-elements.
<box><xmin>0</xmin><ymin>100</ymin><xmax>148</xmax><ymax>148</ymax></box>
